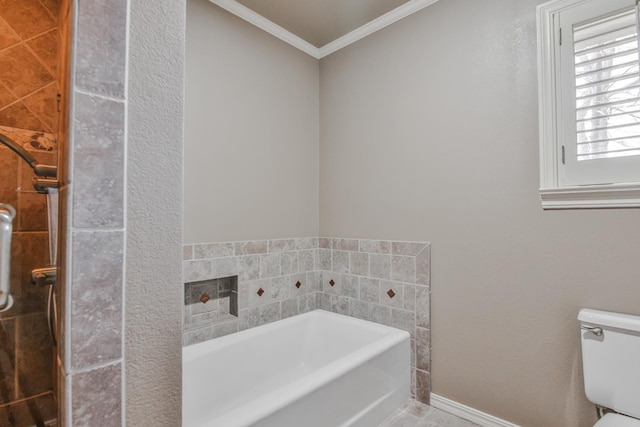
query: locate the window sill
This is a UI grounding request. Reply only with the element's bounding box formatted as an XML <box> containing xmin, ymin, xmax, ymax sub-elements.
<box><xmin>540</xmin><ymin>182</ymin><xmax>640</xmax><ymax>209</ymax></box>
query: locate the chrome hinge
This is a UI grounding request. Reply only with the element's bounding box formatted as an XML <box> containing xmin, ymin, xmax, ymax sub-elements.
<box><xmin>562</xmin><ymin>146</ymin><xmax>565</xmax><ymax>164</ymax></box>
<box><xmin>559</xmin><ymin>27</ymin><xmax>562</xmax><ymax>45</ymax></box>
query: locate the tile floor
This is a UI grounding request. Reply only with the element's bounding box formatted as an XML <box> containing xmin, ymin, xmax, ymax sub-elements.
<box><xmin>378</xmin><ymin>399</ymin><xmax>480</xmax><ymax>427</ymax></box>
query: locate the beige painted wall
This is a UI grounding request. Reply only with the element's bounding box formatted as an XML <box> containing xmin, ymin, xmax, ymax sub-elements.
<box><xmin>319</xmin><ymin>0</ymin><xmax>640</xmax><ymax>425</ymax></box>
<box><xmin>184</xmin><ymin>0</ymin><xmax>320</xmax><ymax>244</ymax></box>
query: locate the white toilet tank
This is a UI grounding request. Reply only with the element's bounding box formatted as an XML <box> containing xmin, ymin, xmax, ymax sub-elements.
<box><xmin>579</xmin><ymin>309</ymin><xmax>640</xmax><ymax>419</ymax></box>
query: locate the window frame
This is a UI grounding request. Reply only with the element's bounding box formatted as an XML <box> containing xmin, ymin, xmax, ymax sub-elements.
<box><xmin>537</xmin><ymin>0</ymin><xmax>640</xmax><ymax>209</ymax></box>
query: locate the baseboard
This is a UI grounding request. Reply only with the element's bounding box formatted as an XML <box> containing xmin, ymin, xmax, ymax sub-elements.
<box><xmin>430</xmin><ymin>394</ymin><xmax>521</xmax><ymax>427</ymax></box>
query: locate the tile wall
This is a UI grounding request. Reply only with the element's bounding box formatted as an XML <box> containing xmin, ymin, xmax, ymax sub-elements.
<box><xmin>0</xmin><ymin>128</ymin><xmax>57</xmax><ymax>426</ymax></box>
<box><xmin>0</xmin><ymin>0</ymin><xmax>59</xmax><ymax>133</ymax></box>
<box><xmin>0</xmin><ymin>0</ymin><xmax>60</xmax><ymax>423</ymax></box>
<box><xmin>56</xmin><ymin>0</ymin><xmax>128</xmax><ymax>424</ymax></box>
<box><xmin>183</xmin><ymin>237</ymin><xmax>431</xmax><ymax>403</ymax></box>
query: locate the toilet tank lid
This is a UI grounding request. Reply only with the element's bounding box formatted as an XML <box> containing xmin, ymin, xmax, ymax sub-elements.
<box><xmin>578</xmin><ymin>309</ymin><xmax>640</xmax><ymax>332</ymax></box>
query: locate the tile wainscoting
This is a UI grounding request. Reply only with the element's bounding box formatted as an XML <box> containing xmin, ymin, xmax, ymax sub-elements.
<box><xmin>183</xmin><ymin>237</ymin><xmax>431</xmax><ymax>403</ymax></box>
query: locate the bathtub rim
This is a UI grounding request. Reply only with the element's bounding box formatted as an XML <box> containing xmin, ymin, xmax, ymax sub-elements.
<box><xmin>182</xmin><ymin>309</ymin><xmax>411</xmax><ymax>427</ymax></box>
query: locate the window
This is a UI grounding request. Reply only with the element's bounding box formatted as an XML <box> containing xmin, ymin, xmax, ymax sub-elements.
<box><xmin>537</xmin><ymin>0</ymin><xmax>640</xmax><ymax>208</ymax></box>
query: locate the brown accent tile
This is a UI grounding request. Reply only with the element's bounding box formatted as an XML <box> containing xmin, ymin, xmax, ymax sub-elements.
<box><xmin>387</xmin><ymin>289</ymin><xmax>396</xmax><ymax>298</ymax></box>
<box><xmin>26</xmin><ymin>29</ymin><xmax>58</xmax><ymax>75</ymax></box>
<box><xmin>70</xmin><ymin>230</ymin><xmax>123</xmax><ymax>369</ymax></box>
<box><xmin>0</xmin><ymin>16</ymin><xmax>20</xmax><ymax>50</ymax></box>
<box><xmin>0</xmin><ymin>0</ymin><xmax>56</xmax><ymax>39</ymax></box>
<box><xmin>0</xmin><ymin>102</ymin><xmax>46</xmax><ymax>131</ymax></box>
<box><xmin>71</xmin><ymin>363</ymin><xmax>122</xmax><ymax>427</ymax></box>
<box><xmin>74</xmin><ymin>0</ymin><xmax>126</xmax><ymax>97</ymax></box>
<box><xmin>71</xmin><ymin>92</ymin><xmax>124</xmax><ymax>228</ymax></box>
<box><xmin>0</xmin><ymin>45</ymin><xmax>53</xmax><ymax>98</ymax></box>
<box><xmin>22</xmin><ymin>83</ymin><xmax>57</xmax><ymax>132</ymax></box>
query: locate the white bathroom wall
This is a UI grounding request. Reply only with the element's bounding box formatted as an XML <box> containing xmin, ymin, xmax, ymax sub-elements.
<box><xmin>184</xmin><ymin>0</ymin><xmax>320</xmax><ymax>244</ymax></box>
<box><xmin>319</xmin><ymin>0</ymin><xmax>640</xmax><ymax>425</ymax></box>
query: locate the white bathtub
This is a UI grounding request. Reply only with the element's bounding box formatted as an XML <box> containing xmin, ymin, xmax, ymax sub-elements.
<box><xmin>183</xmin><ymin>309</ymin><xmax>410</xmax><ymax>427</ymax></box>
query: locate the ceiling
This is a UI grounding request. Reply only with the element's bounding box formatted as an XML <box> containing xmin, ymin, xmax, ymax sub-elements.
<box><xmin>210</xmin><ymin>0</ymin><xmax>440</xmax><ymax>58</ymax></box>
<box><xmin>235</xmin><ymin>0</ymin><xmax>410</xmax><ymax>48</ymax></box>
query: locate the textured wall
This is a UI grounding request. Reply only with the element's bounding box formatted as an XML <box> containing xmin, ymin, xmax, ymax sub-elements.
<box><xmin>184</xmin><ymin>0</ymin><xmax>319</xmax><ymax>243</ymax></box>
<box><xmin>125</xmin><ymin>0</ymin><xmax>185</xmax><ymax>425</ymax></box>
<box><xmin>319</xmin><ymin>0</ymin><xmax>640</xmax><ymax>425</ymax></box>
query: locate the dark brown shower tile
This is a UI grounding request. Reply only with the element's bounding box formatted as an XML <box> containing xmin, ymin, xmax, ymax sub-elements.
<box><xmin>71</xmin><ymin>363</ymin><xmax>122</xmax><ymax>427</ymax></box>
<box><xmin>70</xmin><ymin>230</ymin><xmax>123</xmax><ymax>369</ymax></box>
<box><xmin>26</xmin><ymin>29</ymin><xmax>58</xmax><ymax>75</ymax></box>
<box><xmin>75</xmin><ymin>0</ymin><xmax>126</xmax><ymax>97</ymax></box>
<box><xmin>17</xmin><ymin>192</ymin><xmax>48</xmax><ymax>232</ymax></box>
<box><xmin>0</xmin><ymin>45</ymin><xmax>53</xmax><ymax>98</ymax></box>
<box><xmin>0</xmin><ymin>150</ymin><xmax>18</xmax><ymax>206</ymax></box>
<box><xmin>16</xmin><ymin>312</ymin><xmax>51</xmax><ymax>352</ymax></box>
<box><xmin>9</xmin><ymin>232</ymin><xmax>50</xmax><ymax>315</ymax></box>
<box><xmin>0</xmin><ymin>102</ymin><xmax>46</xmax><ymax>132</ymax></box>
<box><xmin>0</xmin><ymin>318</ymin><xmax>17</xmax><ymax>405</ymax></box>
<box><xmin>0</xmin><ymin>16</ymin><xmax>20</xmax><ymax>50</ymax></box>
<box><xmin>72</xmin><ymin>92</ymin><xmax>124</xmax><ymax>228</ymax></box>
<box><xmin>0</xmin><ymin>0</ymin><xmax>56</xmax><ymax>40</ymax></box>
<box><xmin>38</xmin><ymin>0</ymin><xmax>60</xmax><ymax>20</ymax></box>
<box><xmin>0</xmin><ymin>83</ymin><xmax>18</xmax><ymax>108</ymax></box>
<box><xmin>0</xmin><ymin>391</ymin><xmax>56</xmax><ymax>427</ymax></box>
<box><xmin>17</xmin><ymin>345</ymin><xmax>53</xmax><ymax>397</ymax></box>
<box><xmin>21</xmin><ymin>83</ymin><xmax>57</xmax><ymax>133</ymax></box>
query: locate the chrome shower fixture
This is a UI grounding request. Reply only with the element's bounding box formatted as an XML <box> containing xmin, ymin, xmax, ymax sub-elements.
<box><xmin>0</xmin><ymin>132</ymin><xmax>58</xmax><ymax>193</ymax></box>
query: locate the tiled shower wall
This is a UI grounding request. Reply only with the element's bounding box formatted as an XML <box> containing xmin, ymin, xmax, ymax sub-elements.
<box><xmin>0</xmin><ymin>0</ymin><xmax>59</xmax><ymax>133</ymax></box>
<box><xmin>0</xmin><ymin>0</ymin><xmax>60</xmax><ymax>424</ymax></box>
<box><xmin>183</xmin><ymin>237</ymin><xmax>431</xmax><ymax>403</ymax></box>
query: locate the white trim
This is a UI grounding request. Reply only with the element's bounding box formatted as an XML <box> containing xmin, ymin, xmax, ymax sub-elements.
<box><xmin>540</xmin><ymin>182</ymin><xmax>640</xmax><ymax>209</ymax></box>
<box><xmin>319</xmin><ymin>0</ymin><xmax>442</xmax><ymax>58</ymax></box>
<box><xmin>537</xmin><ymin>0</ymin><xmax>640</xmax><ymax>208</ymax></box>
<box><xmin>208</xmin><ymin>0</ymin><xmax>321</xmax><ymax>59</ymax></box>
<box><xmin>207</xmin><ymin>0</ymin><xmax>441</xmax><ymax>59</ymax></box>
<box><xmin>430</xmin><ymin>394</ymin><xmax>521</xmax><ymax>427</ymax></box>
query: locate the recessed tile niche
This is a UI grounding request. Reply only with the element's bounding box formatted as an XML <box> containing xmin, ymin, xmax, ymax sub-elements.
<box><xmin>184</xmin><ymin>276</ymin><xmax>238</xmax><ymax>337</ymax></box>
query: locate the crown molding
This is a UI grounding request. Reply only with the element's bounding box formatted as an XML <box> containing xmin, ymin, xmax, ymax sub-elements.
<box><xmin>208</xmin><ymin>0</ymin><xmax>441</xmax><ymax>59</ymax></box>
<box><xmin>319</xmin><ymin>0</ymin><xmax>441</xmax><ymax>57</ymax></box>
<box><xmin>209</xmin><ymin>0</ymin><xmax>321</xmax><ymax>59</ymax></box>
